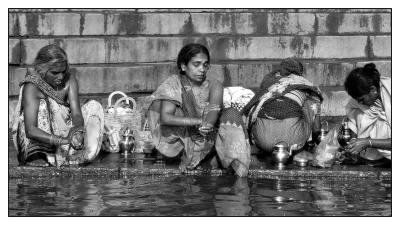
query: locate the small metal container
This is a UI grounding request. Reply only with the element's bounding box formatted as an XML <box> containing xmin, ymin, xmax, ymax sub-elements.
<box><xmin>317</xmin><ymin>121</ymin><xmax>329</xmax><ymax>144</ymax></box>
<box><xmin>294</xmin><ymin>158</ymin><xmax>308</xmax><ymax>167</ymax></box>
<box><xmin>119</xmin><ymin>129</ymin><xmax>135</xmax><ymax>156</ymax></box>
<box><xmin>338</xmin><ymin>118</ymin><xmax>352</xmax><ymax>147</ymax></box>
<box><xmin>272</xmin><ymin>141</ymin><xmax>291</xmax><ymax>167</ymax></box>
<box><xmin>143</xmin><ymin>141</ymin><xmax>155</xmax><ymax>155</ymax></box>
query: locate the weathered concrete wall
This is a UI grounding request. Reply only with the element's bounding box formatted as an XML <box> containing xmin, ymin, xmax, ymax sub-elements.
<box><xmin>8</xmin><ymin>9</ymin><xmax>391</xmax><ymax>127</ymax></box>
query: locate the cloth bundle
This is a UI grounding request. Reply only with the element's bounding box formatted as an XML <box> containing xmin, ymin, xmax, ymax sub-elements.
<box><xmin>223</xmin><ymin>87</ymin><xmax>255</xmax><ymax>111</ymax></box>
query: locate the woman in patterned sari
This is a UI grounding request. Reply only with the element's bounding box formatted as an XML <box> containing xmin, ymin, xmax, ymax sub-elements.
<box><xmin>242</xmin><ymin>58</ymin><xmax>323</xmax><ymax>153</ymax></box>
<box><xmin>147</xmin><ymin>43</ymin><xmax>250</xmax><ymax>177</ymax></box>
<box><xmin>12</xmin><ymin>44</ymin><xmax>104</xmax><ymax>166</ymax></box>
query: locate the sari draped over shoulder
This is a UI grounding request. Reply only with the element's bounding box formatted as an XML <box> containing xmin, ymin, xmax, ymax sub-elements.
<box><xmin>148</xmin><ymin>75</ymin><xmax>214</xmax><ymax>169</ymax></box>
<box><xmin>11</xmin><ymin>73</ymin><xmax>104</xmax><ymax>166</ymax></box>
<box><xmin>242</xmin><ymin>74</ymin><xmax>323</xmax><ymax>152</ymax></box>
<box><xmin>345</xmin><ymin>77</ymin><xmax>391</xmax><ymax>160</ymax></box>
<box><xmin>148</xmin><ymin>74</ymin><xmax>250</xmax><ymax>176</ymax></box>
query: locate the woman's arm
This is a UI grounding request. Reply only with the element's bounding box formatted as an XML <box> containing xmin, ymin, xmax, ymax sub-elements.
<box><xmin>22</xmin><ymin>84</ymin><xmax>69</xmax><ymax>146</ymax></box>
<box><xmin>160</xmin><ymin>100</ymin><xmax>202</xmax><ymax>126</ymax></box>
<box><xmin>370</xmin><ymin>138</ymin><xmax>391</xmax><ymax>150</ymax></box>
<box><xmin>203</xmin><ymin>80</ymin><xmax>223</xmax><ymax>127</ymax></box>
<box><xmin>68</xmin><ymin>74</ymin><xmax>84</xmax><ymax>127</ymax></box>
<box><xmin>347</xmin><ymin>138</ymin><xmax>391</xmax><ymax>154</ymax></box>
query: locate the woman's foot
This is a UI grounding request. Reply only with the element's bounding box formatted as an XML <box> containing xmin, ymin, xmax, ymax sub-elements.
<box><xmin>25</xmin><ymin>159</ymin><xmax>50</xmax><ymax>167</ymax></box>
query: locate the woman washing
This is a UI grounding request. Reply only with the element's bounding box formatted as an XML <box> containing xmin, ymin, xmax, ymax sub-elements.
<box><xmin>147</xmin><ymin>43</ymin><xmax>250</xmax><ymax>177</ymax></box>
<box><xmin>242</xmin><ymin>58</ymin><xmax>323</xmax><ymax>154</ymax></box>
<box><xmin>343</xmin><ymin>63</ymin><xmax>391</xmax><ymax>163</ymax></box>
<box><xmin>12</xmin><ymin>44</ymin><xmax>104</xmax><ymax>166</ymax></box>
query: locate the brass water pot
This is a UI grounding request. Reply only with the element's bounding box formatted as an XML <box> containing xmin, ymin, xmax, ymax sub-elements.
<box><xmin>119</xmin><ymin>129</ymin><xmax>135</xmax><ymax>156</ymax></box>
<box><xmin>272</xmin><ymin>141</ymin><xmax>291</xmax><ymax>167</ymax></box>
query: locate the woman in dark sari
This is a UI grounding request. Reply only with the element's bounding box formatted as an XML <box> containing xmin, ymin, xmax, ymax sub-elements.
<box><xmin>147</xmin><ymin>43</ymin><xmax>250</xmax><ymax>177</ymax></box>
<box><xmin>242</xmin><ymin>58</ymin><xmax>323</xmax><ymax>153</ymax></box>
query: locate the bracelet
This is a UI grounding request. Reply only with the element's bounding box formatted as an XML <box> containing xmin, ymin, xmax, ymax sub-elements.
<box><xmin>183</xmin><ymin>118</ymin><xmax>188</xmax><ymax>126</ymax></box>
<box><xmin>368</xmin><ymin>139</ymin><xmax>372</xmax><ymax>147</ymax></box>
<box><xmin>183</xmin><ymin>118</ymin><xmax>197</xmax><ymax>126</ymax></box>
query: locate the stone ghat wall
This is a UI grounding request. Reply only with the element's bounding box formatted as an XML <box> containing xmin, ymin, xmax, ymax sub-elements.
<box><xmin>8</xmin><ymin>9</ymin><xmax>391</xmax><ymax>127</ymax></box>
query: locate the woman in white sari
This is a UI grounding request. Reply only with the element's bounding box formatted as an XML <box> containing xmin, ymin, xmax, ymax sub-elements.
<box><xmin>344</xmin><ymin>63</ymin><xmax>391</xmax><ymax>162</ymax></box>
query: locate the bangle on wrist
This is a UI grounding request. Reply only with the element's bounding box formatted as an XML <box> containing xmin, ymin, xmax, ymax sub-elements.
<box><xmin>183</xmin><ymin>118</ymin><xmax>190</xmax><ymax>126</ymax></box>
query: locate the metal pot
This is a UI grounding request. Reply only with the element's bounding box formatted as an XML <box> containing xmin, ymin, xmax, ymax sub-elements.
<box><xmin>294</xmin><ymin>157</ymin><xmax>308</xmax><ymax>167</ymax></box>
<box><xmin>119</xmin><ymin>129</ymin><xmax>135</xmax><ymax>156</ymax></box>
<box><xmin>143</xmin><ymin>141</ymin><xmax>155</xmax><ymax>155</ymax></box>
<box><xmin>272</xmin><ymin>141</ymin><xmax>291</xmax><ymax>167</ymax></box>
<box><xmin>338</xmin><ymin>118</ymin><xmax>352</xmax><ymax>147</ymax></box>
<box><xmin>317</xmin><ymin>120</ymin><xmax>329</xmax><ymax>144</ymax></box>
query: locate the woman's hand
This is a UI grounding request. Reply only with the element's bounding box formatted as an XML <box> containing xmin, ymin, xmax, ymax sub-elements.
<box><xmin>346</xmin><ymin>138</ymin><xmax>369</xmax><ymax>155</ymax></box>
<box><xmin>198</xmin><ymin>122</ymin><xmax>214</xmax><ymax>136</ymax></box>
<box><xmin>67</xmin><ymin>126</ymin><xmax>86</xmax><ymax>150</ymax></box>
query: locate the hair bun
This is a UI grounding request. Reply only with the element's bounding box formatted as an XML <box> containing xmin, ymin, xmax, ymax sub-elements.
<box><xmin>363</xmin><ymin>63</ymin><xmax>376</xmax><ymax>71</ymax></box>
<box><xmin>362</xmin><ymin>63</ymin><xmax>381</xmax><ymax>78</ymax></box>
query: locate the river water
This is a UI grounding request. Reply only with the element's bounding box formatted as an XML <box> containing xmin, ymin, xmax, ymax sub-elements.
<box><xmin>9</xmin><ymin>175</ymin><xmax>391</xmax><ymax>216</ymax></box>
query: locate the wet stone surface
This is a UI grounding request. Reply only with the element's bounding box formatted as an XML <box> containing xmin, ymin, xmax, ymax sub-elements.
<box><xmin>8</xmin><ymin>123</ymin><xmax>391</xmax><ymax>180</ymax></box>
<box><xmin>9</xmin><ymin>145</ymin><xmax>391</xmax><ymax>180</ymax></box>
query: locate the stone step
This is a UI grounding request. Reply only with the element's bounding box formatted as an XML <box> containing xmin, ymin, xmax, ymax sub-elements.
<box><xmin>9</xmin><ymin>35</ymin><xmax>391</xmax><ymax>65</ymax></box>
<box><xmin>9</xmin><ymin>12</ymin><xmax>390</xmax><ymax>37</ymax></box>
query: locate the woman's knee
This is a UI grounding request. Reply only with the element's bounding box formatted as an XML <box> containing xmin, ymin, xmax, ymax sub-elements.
<box><xmin>82</xmin><ymin>100</ymin><xmax>102</xmax><ymax>109</ymax></box>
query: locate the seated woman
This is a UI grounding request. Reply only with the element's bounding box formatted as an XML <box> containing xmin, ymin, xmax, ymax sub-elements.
<box><xmin>343</xmin><ymin>63</ymin><xmax>391</xmax><ymax>162</ymax></box>
<box><xmin>147</xmin><ymin>43</ymin><xmax>250</xmax><ymax>177</ymax></box>
<box><xmin>12</xmin><ymin>44</ymin><xmax>104</xmax><ymax>166</ymax></box>
<box><xmin>242</xmin><ymin>58</ymin><xmax>323</xmax><ymax>153</ymax></box>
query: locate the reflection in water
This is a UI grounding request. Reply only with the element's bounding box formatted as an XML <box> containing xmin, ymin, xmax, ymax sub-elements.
<box><xmin>9</xmin><ymin>176</ymin><xmax>391</xmax><ymax>216</ymax></box>
<box><xmin>214</xmin><ymin>177</ymin><xmax>251</xmax><ymax>216</ymax></box>
<box><xmin>82</xmin><ymin>183</ymin><xmax>106</xmax><ymax>216</ymax></box>
<box><xmin>312</xmin><ymin>179</ymin><xmax>340</xmax><ymax>215</ymax></box>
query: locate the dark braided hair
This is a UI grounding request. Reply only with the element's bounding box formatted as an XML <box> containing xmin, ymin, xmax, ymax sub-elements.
<box><xmin>344</xmin><ymin>63</ymin><xmax>381</xmax><ymax>99</ymax></box>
